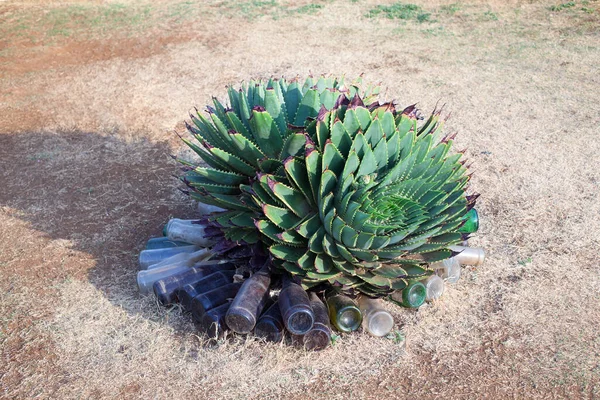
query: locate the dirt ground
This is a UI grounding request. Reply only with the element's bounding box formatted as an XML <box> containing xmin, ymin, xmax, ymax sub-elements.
<box><xmin>1</xmin><ymin>0</ymin><xmax>599</xmax><ymax>398</ymax></box>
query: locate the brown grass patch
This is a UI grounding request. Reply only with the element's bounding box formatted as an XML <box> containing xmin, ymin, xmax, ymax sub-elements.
<box><xmin>1</xmin><ymin>0</ymin><xmax>600</xmax><ymax>398</ymax></box>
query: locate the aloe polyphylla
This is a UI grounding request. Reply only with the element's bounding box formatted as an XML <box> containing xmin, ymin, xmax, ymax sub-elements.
<box><xmin>176</xmin><ymin>76</ymin><xmax>477</xmax><ymax>297</ymax></box>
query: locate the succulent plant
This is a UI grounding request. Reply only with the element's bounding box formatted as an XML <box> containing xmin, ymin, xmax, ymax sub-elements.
<box><xmin>177</xmin><ymin>76</ymin><xmax>476</xmax><ymax>297</ymax></box>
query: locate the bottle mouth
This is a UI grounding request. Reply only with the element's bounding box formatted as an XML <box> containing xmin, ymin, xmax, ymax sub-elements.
<box><xmin>337</xmin><ymin>307</ymin><xmax>362</xmax><ymax>332</ymax></box>
<box><xmin>285</xmin><ymin>309</ymin><xmax>315</xmax><ymax>335</ymax></box>
<box><xmin>367</xmin><ymin>311</ymin><xmax>394</xmax><ymax>337</ymax></box>
<box><xmin>303</xmin><ymin>328</ymin><xmax>330</xmax><ymax>351</ymax></box>
<box><xmin>225</xmin><ymin>308</ymin><xmax>256</xmax><ymax>334</ymax></box>
<box><xmin>402</xmin><ymin>282</ymin><xmax>426</xmax><ymax>308</ymax></box>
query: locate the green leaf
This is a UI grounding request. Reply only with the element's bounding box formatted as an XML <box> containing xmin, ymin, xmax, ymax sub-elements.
<box><xmin>193</xmin><ymin>167</ymin><xmax>246</xmax><ymax>185</ymax></box>
<box><xmin>270</xmin><ymin>244</ymin><xmax>305</xmax><ymax>262</ymax></box>
<box><xmin>305</xmin><ymin>147</ymin><xmax>322</xmax><ymax>204</ymax></box>
<box><xmin>308</xmin><ymin>226</ymin><xmax>325</xmax><ymax>254</ymax></box>
<box><xmin>322</xmin><ymin>141</ymin><xmax>345</xmax><ymax>177</ymax></box>
<box><xmin>249</xmin><ymin>108</ymin><xmax>283</xmax><ymax>158</ymax></box>
<box><xmin>356</xmin><ymin>145</ymin><xmax>378</xmax><ymax>178</ymax></box>
<box><xmin>267</xmin><ymin>177</ymin><xmax>311</xmax><ymax>217</ymax></box>
<box><xmin>208</xmin><ymin>147</ymin><xmax>256</xmax><ymax>176</ymax></box>
<box><xmin>295</xmin><ymin>213</ymin><xmax>321</xmax><ymax>238</ymax></box>
<box><xmin>284</xmin><ymin>80</ymin><xmax>302</xmax><ymax>123</ymax></box>
<box><xmin>372</xmin><ymin>263</ymin><xmax>407</xmax><ymax>278</ymax></box>
<box><xmin>280</xmin><ymin>132</ymin><xmax>306</xmax><ymax>160</ymax></box>
<box><xmin>294</xmin><ymin>88</ymin><xmax>320</xmax><ymax>126</ymax></box>
<box><xmin>263</xmin><ymin>203</ymin><xmax>301</xmax><ymax>230</ymax></box>
<box><xmin>284</xmin><ymin>157</ymin><xmax>314</xmax><ymax>207</ymax></box>
<box><xmin>229</xmin><ymin>133</ymin><xmax>265</xmax><ymax>167</ymax></box>
<box><xmin>265</xmin><ymin>88</ymin><xmax>288</xmax><ymax>137</ymax></box>
<box><xmin>314</xmin><ymin>254</ymin><xmax>334</xmax><ymax>273</ymax></box>
<box><xmin>330</xmin><ymin>120</ymin><xmax>352</xmax><ymax>157</ymax></box>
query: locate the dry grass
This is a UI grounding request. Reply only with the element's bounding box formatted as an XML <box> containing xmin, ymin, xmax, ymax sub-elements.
<box><xmin>1</xmin><ymin>0</ymin><xmax>599</xmax><ymax>398</ymax></box>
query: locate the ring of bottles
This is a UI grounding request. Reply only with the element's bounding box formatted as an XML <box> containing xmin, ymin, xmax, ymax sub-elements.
<box><xmin>137</xmin><ymin>205</ymin><xmax>483</xmax><ymax>351</ymax></box>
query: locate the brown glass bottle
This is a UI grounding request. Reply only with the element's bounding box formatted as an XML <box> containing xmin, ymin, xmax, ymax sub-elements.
<box><xmin>278</xmin><ymin>275</ymin><xmax>315</xmax><ymax>335</ymax></box>
<box><xmin>153</xmin><ymin>263</ymin><xmax>236</xmax><ymax>306</ymax></box>
<box><xmin>254</xmin><ymin>301</ymin><xmax>285</xmax><ymax>343</ymax></box>
<box><xmin>225</xmin><ymin>266</ymin><xmax>271</xmax><ymax>334</ymax></box>
<box><xmin>174</xmin><ymin>270</ymin><xmax>235</xmax><ymax>310</ymax></box>
<box><xmin>191</xmin><ymin>282</ymin><xmax>242</xmax><ymax>322</ymax></box>
<box><xmin>302</xmin><ymin>292</ymin><xmax>331</xmax><ymax>351</ymax></box>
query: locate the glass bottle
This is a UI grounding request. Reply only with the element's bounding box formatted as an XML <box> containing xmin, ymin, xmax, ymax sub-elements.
<box><xmin>138</xmin><ymin>245</ymin><xmax>199</xmax><ymax>270</ymax></box>
<box><xmin>145</xmin><ymin>247</ymin><xmax>213</xmax><ymax>271</ymax></box>
<box><xmin>197</xmin><ymin>202</ymin><xmax>225</xmax><ymax>215</ymax></box>
<box><xmin>145</xmin><ymin>236</ymin><xmax>192</xmax><ymax>250</ymax></box>
<box><xmin>357</xmin><ymin>295</ymin><xmax>394</xmax><ymax>337</ymax></box>
<box><xmin>326</xmin><ymin>292</ymin><xmax>362</xmax><ymax>333</ymax></box>
<box><xmin>458</xmin><ymin>208</ymin><xmax>479</xmax><ymax>233</ymax></box>
<box><xmin>278</xmin><ymin>275</ymin><xmax>314</xmax><ymax>335</ymax></box>
<box><xmin>422</xmin><ymin>275</ymin><xmax>445</xmax><ymax>302</ymax></box>
<box><xmin>448</xmin><ymin>245</ymin><xmax>486</xmax><ymax>266</ymax></box>
<box><xmin>136</xmin><ymin>248</ymin><xmax>211</xmax><ymax>294</ymax></box>
<box><xmin>164</xmin><ymin>219</ymin><xmax>214</xmax><ymax>247</ymax></box>
<box><xmin>433</xmin><ymin>257</ymin><xmax>460</xmax><ymax>283</ymax></box>
<box><xmin>190</xmin><ymin>282</ymin><xmax>242</xmax><ymax>322</ymax></box>
<box><xmin>390</xmin><ymin>281</ymin><xmax>426</xmax><ymax>308</ymax></box>
<box><xmin>174</xmin><ymin>270</ymin><xmax>235</xmax><ymax>310</ymax></box>
<box><xmin>197</xmin><ymin>301</ymin><xmax>231</xmax><ymax>339</ymax></box>
<box><xmin>253</xmin><ymin>301</ymin><xmax>285</xmax><ymax>343</ymax></box>
<box><xmin>302</xmin><ymin>293</ymin><xmax>331</xmax><ymax>351</ymax></box>
<box><xmin>153</xmin><ymin>263</ymin><xmax>236</xmax><ymax>306</ymax></box>
<box><xmin>225</xmin><ymin>266</ymin><xmax>272</xmax><ymax>334</ymax></box>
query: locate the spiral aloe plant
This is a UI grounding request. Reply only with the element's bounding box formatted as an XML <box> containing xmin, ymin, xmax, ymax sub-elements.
<box><xmin>177</xmin><ymin>76</ymin><xmax>477</xmax><ymax>297</ymax></box>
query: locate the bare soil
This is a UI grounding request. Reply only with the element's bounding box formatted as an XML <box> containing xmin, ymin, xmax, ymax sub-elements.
<box><xmin>1</xmin><ymin>0</ymin><xmax>599</xmax><ymax>398</ymax></box>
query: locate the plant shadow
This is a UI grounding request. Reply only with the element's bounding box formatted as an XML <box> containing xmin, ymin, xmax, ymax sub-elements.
<box><xmin>0</xmin><ymin>129</ymin><xmax>200</xmax><ymax>331</ymax></box>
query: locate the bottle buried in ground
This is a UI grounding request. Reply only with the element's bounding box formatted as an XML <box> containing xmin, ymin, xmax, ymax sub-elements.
<box><xmin>153</xmin><ymin>263</ymin><xmax>236</xmax><ymax>306</ymax></box>
<box><xmin>278</xmin><ymin>275</ymin><xmax>314</xmax><ymax>335</ymax></box>
<box><xmin>448</xmin><ymin>245</ymin><xmax>486</xmax><ymax>266</ymax></box>
<box><xmin>390</xmin><ymin>280</ymin><xmax>426</xmax><ymax>308</ymax></box>
<box><xmin>326</xmin><ymin>292</ymin><xmax>362</xmax><ymax>333</ymax></box>
<box><xmin>197</xmin><ymin>301</ymin><xmax>231</xmax><ymax>339</ymax></box>
<box><xmin>137</xmin><ymin>248</ymin><xmax>210</xmax><ymax>294</ymax></box>
<box><xmin>357</xmin><ymin>295</ymin><xmax>394</xmax><ymax>337</ymax></box>
<box><xmin>422</xmin><ymin>275</ymin><xmax>445</xmax><ymax>302</ymax></box>
<box><xmin>254</xmin><ymin>301</ymin><xmax>285</xmax><ymax>343</ymax></box>
<box><xmin>175</xmin><ymin>270</ymin><xmax>236</xmax><ymax>310</ymax></box>
<box><xmin>458</xmin><ymin>208</ymin><xmax>479</xmax><ymax>234</ymax></box>
<box><xmin>191</xmin><ymin>282</ymin><xmax>242</xmax><ymax>322</ymax></box>
<box><xmin>302</xmin><ymin>293</ymin><xmax>331</xmax><ymax>351</ymax></box>
<box><xmin>164</xmin><ymin>219</ymin><xmax>215</xmax><ymax>247</ymax></box>
<box><xmin>145</xmin><ymin>237</ymin><xmax>192</xmax><ymax>250</ymax></box>
<box><xmin>225</xmin><ymin>266</ymin><xmax>272</xmax><ymax>334</ymax></box>
<box><xmin>138</xmin><ymin>245</ymin><xmax>199</xmax><ymax>270</ymax></box>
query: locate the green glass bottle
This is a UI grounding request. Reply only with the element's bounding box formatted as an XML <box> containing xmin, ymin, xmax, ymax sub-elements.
<box><xmin>390</xmin><ymin>281</ymin><xmax>426</xmax><ymax>308</ymax></box>
<box><xmin>458</xmin><ymin>208</ymin><xmax>479</xmax><ymax>233</ymax></box>
<box><xmin>325</xmin><ymin>292</ymin><xmax>362</xmax><ymax>333</ymax></box>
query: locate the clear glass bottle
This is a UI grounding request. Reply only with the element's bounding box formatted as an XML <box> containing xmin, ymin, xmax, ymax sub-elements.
<box><xmin>391</xmin><ymin>281</ymin><xmax>426</xmax><ymax>308</ymax></box>
<box><xmin>225</xmin><ymin>266</ymin><xmax>272</xmax><ymax>334</ymax></box>
<box><xmin>144</xmin><ymin>247</ymin><xmax>213</xmax><ymax>271</ymax></box>
<box><xmin>164</xmin><ymin>219</ymin><xmax>214</xmax><ymax>246</ymax></box>
<box><xmin>326</xmin><ymin>292</ymin><xmax>362</xmax><ymax>333</ymax></box>
<box><xmin>191</xmin><ymin>282</ymin><xmax>242</xmax><ymax>322</ymax></box>
<box><xmin>448</xmin><ymin>245</ymin><xmax>486</xmax><ymax>266</ymax></box>
<box><xmin>432</xmin><ymin>257</ymin><xmax>461</xmax><ymax>283</ymax></box>
<box><xmin>197</xmin><ymin>202</ymin><xmax>225</xmax><ymax>215</ymax></box>
<box><xmin>422</xmin><ymin>275</ymin><xmax>445</xmax><ymax>302</ymax></box>
<box><xmin>174</xmin><ymin>270</ymin><xmax>235</xmax><ymax>310</ymax></box>
<box><xmin>138</xmin><ymin>245</ymin><xmax>199</xmax><ymax>270</ymax></box>
<box><xmin>357</xmin><ymin>295</ymin><xmax>394</xmax><ymax>337</ymax></box>
<box><xmin>254</xmin><ymin>301</ymin><xmax>285</xmax><ymax>343</ymax></box>
<box><xmin>136</xmin><ymin>249</ymin><xmax>211</xmax><ymax>294</ymax></box>
<box><xmin>278</xmin><ymin>275</ymin><xmax>314</xmax><ymax>335</ymax></box>
<box><xmin>302</xmin><ymin>293</ymin><xmax>331</xmax><ymax>351</ymax></box>
<box><xmin>145</xmin><ymin>236</ymin><xmax>192</xmax><ymax>250</ymax></box>
<box><xmin>153</xmin><ymin>263</ymin><xmax>236</xmax><ymax>306</ymax></box>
